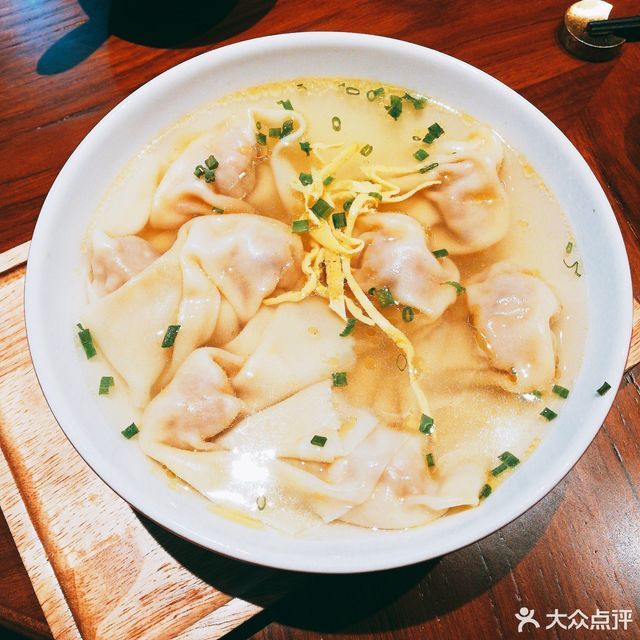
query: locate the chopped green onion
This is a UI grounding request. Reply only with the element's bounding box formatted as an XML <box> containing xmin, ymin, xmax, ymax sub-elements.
<box><xmin>205</xmin><ymin>155</ymin><xmax>219</xmax><ymax>170</ymax></box>
<box><xmin>419</xmin><ymin>414</ymin><xmax>434</xmax><ymax>434</ymax></box>
<box><xmin>98</xmin><ymin>376</ymin><xmax>114</xmax><ymax>395</ymax></box>
<box><xmin>432</xmin><ymin>248</ymin><xmax>449</xmax><ymax>258</ymax></box>
<box><xmin>291</xmin><ymin>219</ymin><xmax>310</xmax><ymax>233</ymax></box>
<box><xmin>422</xmin><ymin>122</ymin><xmax>445</xmax><ymax>145</ymax></box>
<box><xmin>368</xmin><ymin>191</ymin><xmax>382</xmax><ymax>201</ymax></box>
<box><xmin>256</xmin><ymin>121</ymin><xmax>262</xmax><ymax>130</ymax></box>
<box><xmin>311</xmin><ymin>198</ymin><xmax>333</xmax><ymax>219</ymax></box>
<box><xmin>403</xmin><ymin>93</ymin><xmax>426</xmax><ymax>109</ymax></box>
<box><xmin>367</xmin><ymin>287</ymin><xmax>376</xmax><ymax>296</ymax></box>
<box><xmin>597</xmin><ymin>381</ymin><xmax>611</xmax><ymax>396</ymax></box>
<box><xmin>332</xmin><ymin>212</ymin><xmax>347</xmax><ymax>229</ymax></box>
<box><xmin>563</xmin><ymin>258</ymin><xmax>582</xmax><ymax>277</ymax></box>
<box><xmin>203</xmin><ymin>169</ymin><xmax>215</xmax><ymax>183</ymax></box>
<box><xmin>346</xmin><ymin>86</ymin><xmax>360</xmax><ymax>95</ymax></box>
<box><xmin>277</xmin><ymin>99</ymin><xmax>293</xmax><ymax>110</ymax></box>
<box><xmin>426</xmin><ymin>452</ymin><xmax>435</xmax><ymax>467</ymax></box>
<box><xmin>340</xmin><ymin>318</ymin><xmax>356</xmax><ymax>337</ymax></box>
<box><xmin>540</xmin><ymin>407</ymin><xmax>558</xmax><ymax>421</ymax></box>
<box><xmin>77</xmin><ymin>324</ymin><xmax>96</xmax><ymax>359</ymax></box>
<box><xmin>419</xmin><ymin>162</ymin><xmax>439</xmax><ymax>173</ymax></box>
<box><xmin>299</xmin><ymin>141</ymin><xmax>311</xmax><ymax>156</ymax></box>
<box><xmin>491</xmin><ymin>462</ymin><xmax>509</xmax><ymax>476</ymax></box>
<box><xmin>375</xmin><ymin>286</ymin><xmax>395</xmax><ymax>307</ymax></box>
<box><xmin>323</xmin><ymin>175</ymin><xmax>334</xmax><ymax>187</ymax></box>
<box><xmin>299</xmin><ymin>172</ymin><xmax>313</xmax><ymax>186</ymax></box>
<box><xmin>385</xmin><ymin>95</ymin><xmax>403</xmax><ymax>120</ymax></box>
<box><xmin>366</xmin><ymin>87</ymin><xmax>384</xmax><ymax>101</ymax></box>
<box><xmin>211</xmin><ymin>207</ymin><xmax>224</xmax><ymax>213</ymax></box>
<box><xmin>296</xmin><ymin>83</ymin><xmax>306</xmax><ymax>90</ymax></box>
<box><xmin>343</xmin><ymin>198</ymin><xmax>354</xmax><ymax>211</ymax></box>
<box><xmin>256</xmin><ymin>496</ymin><xmax>267</xmax><ymax>510</ymax></box>
<box><xmin>443</xmin><ymin>281</ymin><xmax>466</xmax><ymax>295</ymax></box>
<box><xmin>360</xmin><ymin>144</ymin><xmax>373</xmax><ymax>157</ymax></box>
<box><xmin>194</xmin><ymin>165</ymin><xmax>205</xmax><ymax>178</ymax></box>
<box><xmin>402</xmin><ymin>306</ymin><xmax>415</xmax><ymax>322</ymax></box>
<box><xmin>256</xmin><ymin>132</ymin><xmax>267</xmax><ymax>145</ymax></box>
<box><xmin>332</xmin><ymin>371</ymin><xmax>348</xmax><ymax>387</ymax></box>
<box><xmin>282</xmin><ymin>119</ymin><xmax>294</xmax><ymax>136</ymax></box>
<box><xmin>498</xmin><ymin>451</ymin><xmax>520</xmax><ymax>467</ymax></box>
<box><xmin>532</xmin><ymin>390</ymin><xmax>543</xmax><ymax>398</ymax></box>
<box><xmin>311</xmin><ymin>434</ymin><xmax>328</xmax><ymax>447</ymax></box>
<box><xmin>566</xmin><ymin>241</ymin><xmax>573</xmax><ymax>254</ymax></box>
<box><xmin>332</xmin><ymin>116</ymin><xmax>342</xmax><ymax>131</ymax></box>
<box><xmin>414</xmin><ymin>148</ymin><xmax>429</xmax><ymax>161</ymax></box>
<box><xmin>412</xmin><ymin>135</ymin><xmax>422</xmax><ymax>141</ymax></box>
<box><xmin>161</xmin><ymin>325</ymin><xmax>181</xmax><ymax>348</ymax></box>
<box><xmin>121</xmin><ymin>423</ymin><xmax>139</xmax><ymax>439</ymax></box>
<box><xmin>269</xmin><ymin>127</ymin><xmax>282</xmax><ymax>138</ymax></box>
<box><xmin>479</xmin><ymin>484</ymin><xmax>492</xmax><ymax>499</ymax></box>
<box><xmin>552</xmin><ymin>384</ymin><xmax>570</xmax><ymax>399</ymax></box>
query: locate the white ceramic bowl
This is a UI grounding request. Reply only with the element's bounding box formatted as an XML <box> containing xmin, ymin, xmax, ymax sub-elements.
<box><xmin>25</xmin><ymin>33</ymin><xmax>632</xmax><ymax>573</ymax></box>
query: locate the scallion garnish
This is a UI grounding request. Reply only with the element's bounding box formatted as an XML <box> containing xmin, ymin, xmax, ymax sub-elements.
<box><xmin>532</xmin><ymin>390</ymin><xmax>543</xmax><ymax>398</ymax></box>
<box><xmin>491</xmin><ymin>462</ymin><xmax>508</xmax><ymax>476</ymax></box>
<box><xmin>366</xmin><ymin>87</ymin><xmax>384</xmax><ymax>101</ymax></box>
<box><xmin>205</xmin><ymin>155</ymin><xmax>219</xmax><ymax>170</ymax></box>
<box><xmin>121</xmin><ymin>423</ymin><xmax>139</xmax><ymax>439</ymax></box>
<box><xmin>291</xmin><ymin>219</ymin><xmax>310</xmax><ymax>233</ymax></box>
<box><xmin>299</xmin><ymin>141</ymin><xmax>311</xmax><ymax>156</ymax></box>
<box><xmin>343</xmin><ymin>198</ymin><xmax>354</xmax><ymax>211</ymax></box>
<box><xmin>332</xmin><ymin>212</ymin><xmax>347</xmax><ymax>229</ymax></box>
<box><xmin>403</xmin><ymin>93</ymin><xmax>426</xmax><ymax>109</ymax></box>
<box><xmin>479</xmin><ymin>484</ymin><xmax>492</xmax><ymax>499</ymax></box>
<box><xmin>211</xmin><ymin>207</ymin><xmax>224</xmax><ymax>213</ymax></box>
<box><xmin>412</xmin><ymin>135</ymin><xmax>421</xmax><ymax>141</ymax></box>
<box><xmin>282</xmin><ymin>119</ymin><xmax>294</xmax><ymax>136</ymax></box>
<box><xmin>385</xmin><ymin>95</ymin><xmax>403</xmax><ymax>120</ymax></box>
<box><xmin>552</xmin><ymin>384</ymin><xmax>570</xmax><ymax>399</ymax></box>
<box><xmin>597</xmin><ymin>381</ymin><xmax>611</xmax><ymax>396</ymax></box>
<box><xmin>311</xmin><ymin>434</ymin><xmax>327</xmax><ymax>447</ymax></box>
<box><xmin>414</xmin><ymin>148</ymin><xmax>429</xmax><ymax>161</ymax></box>
<box><xmin>194</xmin><ymin>165</ymin><xmax>205</xmax><ymax>178</ymax></box>
<box><xmin>367</xmin><ymin>287</ymin><xmax>376</xmax><ymax>296</ymax></box>
<box><xmin>346</xmin><ymin>86</ymin><xmax>360</xmax><ymax>95</ymax></box>
<box><xmin>563</xmin><ymin>258</ymin><xmax>582</xmax><ymax>277</ymax></box>
<box><xmin>540</xmin><ymin>407</ymin><xmax>557</xmax><ymax>421</ymax></box>
<box><xmin>256</xmin><ymin>121</ymin><xmax>262</xmax><ymax>130</ymax></box>
<box><xmin>77</xmin><ymin>323</ymin><xmax>96</xmax><ymax>359</ymax></box>
<box><xmin>432</xmin><ymin>248</ymin><xmax>449</xmax><ymax>258</ymax></box>
<box><xmin>299</xmin><ymin>172</ymin><xmax>313</xmax><ymax>186</ymax></box>
<box><xmin>269</xmin><ymin>127</ymin><xmax>282</xmax><ymax>138</ymax></box>
<box><xmin>311</xmin><ymin>198</ymin><xmax>333</xmax><ymax>219</ymax></box>
<box><xmin>332</xmin><ymin>371</ymin><xmax>348</xmax><ymax>387</ymax></box>
<box><xmin>499</xmin><ymin>451</ymin><xmax>520</xmax><ymax>467</ymax></box>
<box><xmin>360</xmin><ymin>144</ymin><xmax>373</xmax><ymax>157</ymax></box>
<box><xmin>332</xmin><ymin>116</ymin><xmax>342</xmax><ymax>131</ymax></box>
<box><xmin>423</xmin><ymin>122</ymin><xmax>445</xmax><ymax>144</ymax></box>
<box><xmin>419</xmin><ymin>162</ymin><xmax>439</xmax><ymax>173</ymax></box>
<box><xmin>99</xmin><ymin>376</ymin><xmax>114</xmax><ymax>395</ymax></box>
<box><xmin>256</xmin><ymin>496</ymin><xmax>267</xmax><ymax>510</ymax></box>
<box><xmin>375</xmin><ymin>286</ymin><xmax>395</xmax><ymax>307</ymax></box>
<box><xmin>566</xmin><ymin>241</ymin><xmax>573</xmax><ymax>254</ymax></box>
<box><xmin>256</xmin><ymin>132</ymin><xmax>267</xmax><ymax>145</ymax></box>
<box><xmin>368</xmin><ymin>192</ymin><xmax>382</xmax><ymax>201</ymax></box>
<box><xmin>203</xmin><ymin>169</ymin><xmax>215</xmax><ymax>183</ymax></box>
<box><xmin>340</xmin><ymin>318</ymin><xmax>356</xmax><ymax>337</ymax></box>
<box><xmin>161</xmin><ymin>325</ymin><xmax>181</xmax><ymax>348</ymax></box>
<box><xmin>402</xmin><ymin>306</ymin><xmax>415</xmax><ymax>322</ymax></box>
<box><xmin>419</xmin><ymin>414</ymin><xmax>434</xmax><ymax>434</ymax></box>
<box><xmin>323</xmin><ymin>175</ymin><xmax>334</xmax><ymax>186</ymax></box>
<box><xmin>277</xmin><ymin>99</ymin><xmax>293</xmax><ymax>110</ymax></box>
<box><xmin>426</xmin><ymin>453</ymin><xmax>435</xmax><ymax>467</ymax></box>
<box><xmin>443</xmin><ymin>281</ymin><xmax>466</xmax><ymax>295</ymax></box>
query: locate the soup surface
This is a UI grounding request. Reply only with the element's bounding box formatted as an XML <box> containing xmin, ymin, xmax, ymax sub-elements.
<box><xmin>79</xmin><ymin>78</ymin><xmax>586</xmax><ymax>534</ymax></box>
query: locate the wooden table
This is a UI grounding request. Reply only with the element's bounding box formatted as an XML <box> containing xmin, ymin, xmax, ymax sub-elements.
<box><xmin>2</xmin><ymin>1</ymin><xmax>639</xmax><ymax>638</ymax></box>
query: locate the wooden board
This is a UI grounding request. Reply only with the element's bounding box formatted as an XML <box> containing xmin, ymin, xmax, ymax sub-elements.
<box><xmin>0</xmin><ymin>242</ymin><xmax>638</xmax><ymax>640</ymax></box>
<box><xmin>0</xmin><ymin>258</ymin><xmax>297</xmax><ymax>640</ymax></box>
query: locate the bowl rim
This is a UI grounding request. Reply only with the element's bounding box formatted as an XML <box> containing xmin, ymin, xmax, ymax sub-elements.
<box><xmin>24</xmin><ymin>31</ymin><xmax>633</xmax><ymax>573</ymax></box>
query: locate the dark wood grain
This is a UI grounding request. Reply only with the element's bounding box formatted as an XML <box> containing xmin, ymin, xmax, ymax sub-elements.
<box><xmin>1</xmin><ymin>0</ymin><xmax>640</xmax><ymax>638</ymax></box>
